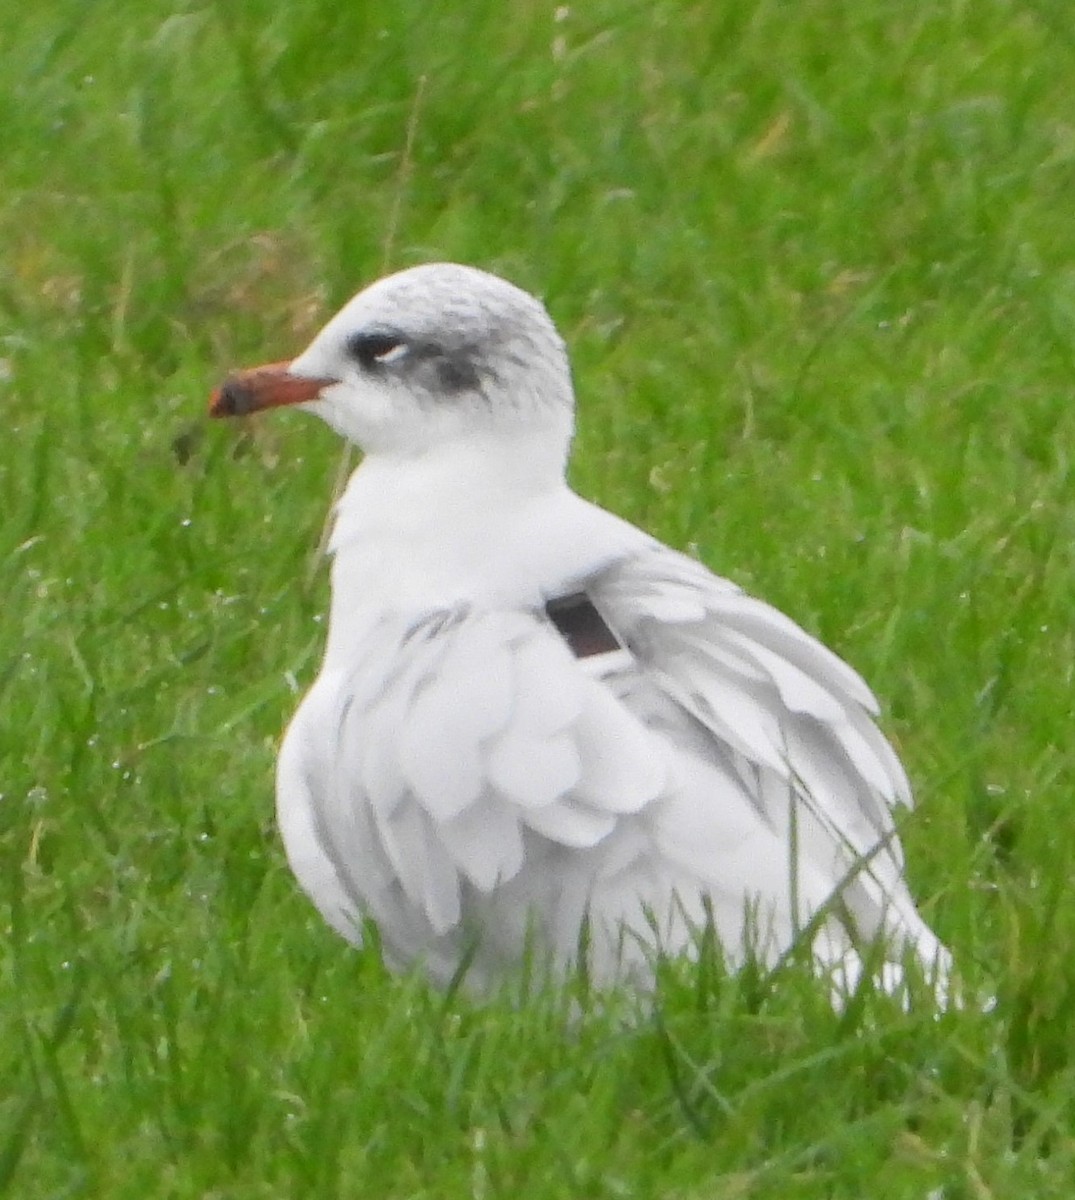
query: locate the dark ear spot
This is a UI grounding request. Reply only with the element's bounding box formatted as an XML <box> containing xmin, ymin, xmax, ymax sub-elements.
<box><xmin>433</xmin><ymin>346</ymin><xmax>481</xmax><ymax>393</ymax></box>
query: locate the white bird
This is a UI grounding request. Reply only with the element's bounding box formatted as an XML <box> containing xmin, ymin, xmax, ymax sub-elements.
<box><xmin>210</xmin><ymin>262</ymin><xmax>950</xmax><ymax>999</ymax></box>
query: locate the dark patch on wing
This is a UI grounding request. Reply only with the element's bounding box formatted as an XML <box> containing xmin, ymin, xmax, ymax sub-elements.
<box><xmin>546</xmin><ymin>592</ymin><xmax>624</xmax><ymax>659</ymax></box>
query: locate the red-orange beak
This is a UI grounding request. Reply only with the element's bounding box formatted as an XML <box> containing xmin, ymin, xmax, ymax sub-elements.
<box><xmin>208</xmin><ymin>360</ymin><xmax>340</xmax><ymax>418</ymax></box>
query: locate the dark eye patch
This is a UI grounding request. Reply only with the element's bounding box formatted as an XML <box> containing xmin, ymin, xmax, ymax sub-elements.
<box><xmin>346</xmin><ymin>331</ymin><xmax>408</xmax><ymax>369</ymax></box>
<box><xmin>345</xmin><ymin>330</ymin><xmax>483</xmax><ymax>395</ymax></box>
<box><xmin>432</xmin><ymin>346</ymin><xmax>481</xmax><ymax>393</ymax></box>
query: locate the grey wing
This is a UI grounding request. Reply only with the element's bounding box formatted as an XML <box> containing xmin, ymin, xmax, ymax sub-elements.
<box><xmin>279</xmin><ymin>547</ymin><xmax>949</xmax><ymax>991</ymax></box>
<box><xmin>283</xmin><ymin>607</ymin><xmax>669</xmax><ymax>984</ymax></box>
<box><xmin>588</xmin><ymin>543</ymin><xmax>944</xmax><ymax>957</ymax></box>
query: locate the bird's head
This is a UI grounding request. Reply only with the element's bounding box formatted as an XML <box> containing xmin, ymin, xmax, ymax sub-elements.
<box><xmin>210</xmin><ymin>263</ymin><xmax>575</xmax><ymax>460</ymax></box>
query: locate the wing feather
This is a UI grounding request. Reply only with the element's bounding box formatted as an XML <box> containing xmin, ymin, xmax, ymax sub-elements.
<box><xmin>720</xmin><ymin>629</ymin><xmax>849</xmax><ymax>722</ymax></box>
<box><xmin>315</xmin><ymin>607</ymin><xmax>667</xmax><ymax>939</ymax></box>
<box><xmin>591</xmin><ymin>543</ymin><xmax>916</xmax><ymax>888</ymax></box>
<box><xmin>486</xmin><ymin>728</ymin><xmax>582</xmax><ymax>808</ymax></box>
<box><xmin>574</xmin><ymin>687</ymin><xmax>666</xmax><ymax>812</ymax></box>
<box><xmin>509</xmin><ymin>635</ymin><xmax>585</xmax><ymax>733</ymax></box>
<box><xmin>376</xmin><ymin>801</ymin><xmax>462</xmax><ymax>935</ymax></box>
<box><xmin>658</xmin><ymin>655</ymin><xmax>791</xmax><ymax>774</ymax></box>
<box><xmin>521</xmin><ymin>798</ymin><xmax>618</xmax><ymax>847</ymax></box>
<box><xmin>605</xmin><ymin>549</ymin><xmax>880</xmax><ymax>714</ymax></box>
<box><xmin>437</xmin><ymin>796</ymin><xmax>525</xmax><ymax>890</ymax></box>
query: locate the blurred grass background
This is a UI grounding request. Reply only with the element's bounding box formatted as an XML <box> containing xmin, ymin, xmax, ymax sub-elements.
<box><xmin>2</xmin><ymin>1</ymin><xmax>1074</xmax><ymax>1195</ymax></box>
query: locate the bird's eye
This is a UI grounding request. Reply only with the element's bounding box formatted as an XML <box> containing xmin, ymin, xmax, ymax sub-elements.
<box><xmin>346</xmin><ymin>332</ymin><xmax>409</xmax><ymax>369</ymax></box>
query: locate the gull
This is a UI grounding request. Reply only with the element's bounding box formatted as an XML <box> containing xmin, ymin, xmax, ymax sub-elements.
<box><xmin>209</xmin><ymin>262</ymin><xmax>950</xmax><ymax>999</ymax></box>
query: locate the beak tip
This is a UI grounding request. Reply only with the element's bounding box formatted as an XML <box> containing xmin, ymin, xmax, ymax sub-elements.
<box><xmin>208</xmin><ymin>377</ymin><xmax>249</xmax><ymax>419</ymax></box>
<box><xmin>207</xmin><ymin>361</ymin><xmax>334</xmax><ymax>419</ymax></box>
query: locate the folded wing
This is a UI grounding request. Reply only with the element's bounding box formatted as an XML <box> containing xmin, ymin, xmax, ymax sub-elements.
<box><xmin>589</xmin><ymin>544</ymin><xmax>947</xmax><ymax>970</ymax></box>
<box><xmin>280</xmin><ymin>544</ymin><xmax>949</xmax><ymax>990</ymax></box>
<box><xmin>295</xmin><ymin>608</ymin><xmax>667</xmax><ymax>959</ymax></box>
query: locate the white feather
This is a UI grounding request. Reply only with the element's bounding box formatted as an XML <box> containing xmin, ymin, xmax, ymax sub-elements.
<box><xmin>720</xmin><ymin>628</ymin><xmax>849</xmax><ymax>722</ymax></box>
<box><xmin>573</xmin><ymin>687</ymin><xmax>666</xmax><ymax>813</ymax></box>
<box><xmin>438</xmin><ymin>797</ymin><xmax>525</xmax><ymax>890</ymax></box>
<box><xmin>486</xmin><ymin>727</ymin><xmax>582</xmax><ymax>809</ymax></box>
<box><xmin>520</xmin><ymin>797</ymin><xmax>618</xmax><ymax>847</ymax></box>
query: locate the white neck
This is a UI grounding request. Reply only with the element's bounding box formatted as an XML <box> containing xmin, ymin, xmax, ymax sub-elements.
<box><xmin>324</xmin><ymin>429</ymin><xmax>570</xmax><ymax>634</ymax></box>
<box><xmin>331</xmin><ymin>425</ymin><xmax>569</xmax><ymax>542</ymax></box>
<box><xmin>317</xmin><ymin>426</ymin><xmax>649</xmax><ymax>666</ymax></box>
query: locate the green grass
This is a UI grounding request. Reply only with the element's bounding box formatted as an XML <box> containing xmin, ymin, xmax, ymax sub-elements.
<box><xmin>3</xmin><ymin>0</ymin><xmax>1075</xmax><ymax>1194</ymax></box>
